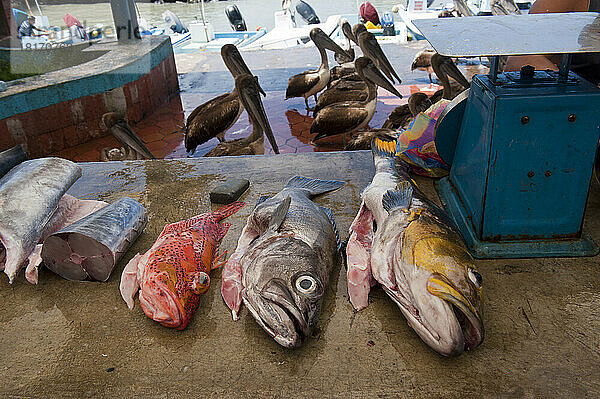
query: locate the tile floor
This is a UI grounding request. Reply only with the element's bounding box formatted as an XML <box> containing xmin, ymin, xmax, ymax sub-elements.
<box><xmin>50</xmin><ymin>84</ymin><xmax>441</xmax><ymax>161</ymax></box>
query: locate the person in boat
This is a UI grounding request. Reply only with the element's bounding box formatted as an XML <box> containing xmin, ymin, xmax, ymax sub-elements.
<box><xmin>63</xmin><ymin>14</ymin><xmax>88</xmax><ymax>43</ymax></box>
<box><xmin>359</xmin><ymin>1</ymin><xmax>380</xmax><ymax>28</ymax></box>
<box><xmin>18</xmin><ymin>16</ymin><xmax>45</xmax><ymax>38</ymax></box>
<box><xmin>505</xmin><ymin>0</ymin><xmax>600</xmax><ymax>86</ymax></box>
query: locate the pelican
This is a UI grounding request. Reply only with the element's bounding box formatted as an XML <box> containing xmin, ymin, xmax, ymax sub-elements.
<box><xmin>353</xmin><ymin>23</ymin><xmax>401</xmax><ymax>84</ymax></box>
<box><xmin>205</xmin><ymin>74</ymin><xmax>279</xmax><ymax>156</ymax></box>
<box><xmin>381</xmin><ymin>92</ymin><xmax>432</xmax><ymax>130</ymax></box>
<box><xmin>334</xmin><ymin>19</ymin><xmax>356</xmax><ymax>65</ymax></box>
<box><xmin>285</xmin><ymin>28</ymin><xmax>350</xmax><ymax>110</ymax></box>
<box><xmin>101</xmin><ymin>112</ymin><xmax>155</xmax><ymax>159</ymax></box>
<box><xmin>185</xmin><ymin>45</ymin><xmax>270</xmax><ymax>154</ymax></box>
<box><xmin>314</xmin><ymin>78</ymin><xmax>368</xmax><ymax>115</ymax></box>
<box><xmin>381</xmin><ymin>54</ymin><xmax>470</xmax><ymax>130</ymax></box>
<box><xmin>311</xmin><ymin>57</ymin><xmax>402</xmax><ymax>141</ymax></box>
<box><xmin>430</xmin><ymin>53</ymin><xmax>470</xmax><ymax>100</ymax></box>
<box><xmin>411</xmin><ymin>49</ymin><xmax>436</xmax><ymax>83</ymax></box>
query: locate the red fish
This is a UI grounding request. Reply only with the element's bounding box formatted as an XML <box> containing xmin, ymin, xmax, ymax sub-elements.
<box><xmin>120</xmin><ymin>202</ymin><xmax>245</xmax><ymax>330</ymax></box>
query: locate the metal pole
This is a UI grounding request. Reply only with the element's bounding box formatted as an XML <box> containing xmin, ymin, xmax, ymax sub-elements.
<box><xmin>33</xmin><ymin>0</ymin><xmax>42</xmax><ymax>18</ymax></box>
<box><xmin>489</xmin><ymin>55</ymin><xmax>499</xmax><ymax>84</ymax></box>
<box><xmin>558</xmin><ymin>53</ymin><xmax>572</xmax><ymax>82</ymax></box>
<box><xmin>201</xmin><ymin>0</ymin><xmax>206</xmax><ymax>25</ymax></box>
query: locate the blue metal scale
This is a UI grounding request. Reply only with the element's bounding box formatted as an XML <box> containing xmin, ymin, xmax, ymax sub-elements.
<box><xmin>414</xmin><ymin>14</ymin><xmax>600</xmax><ymax>258</ymax></box>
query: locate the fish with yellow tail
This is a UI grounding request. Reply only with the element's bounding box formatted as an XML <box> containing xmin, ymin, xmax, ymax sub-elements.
<box><xmin>120</xmin><ymin>202</ymin><xmax>245</xmax><ymax>330</ymax></box>
<box><xmin>346</xmin><ymin>138</ymin><xmax>484</xmax><ymax>356</ymax></box>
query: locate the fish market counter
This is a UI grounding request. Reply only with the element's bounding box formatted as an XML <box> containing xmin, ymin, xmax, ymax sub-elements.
<box><xmin>1</xmin><ymin>151</ymin><xmax>599</xmax><ymax>397</ymax></box>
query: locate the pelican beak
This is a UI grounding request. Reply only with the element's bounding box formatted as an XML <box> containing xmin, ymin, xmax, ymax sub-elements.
<box><xmin>310</xmin><ymin>28</ymin><xmax>351</xmax><ymax>60</ymax></box>
<box><xmin>342</xmin><ymin>21</ymin><xmax>357</xmax><ymax>44</ymax></box>
<box><xmin>358</xmin><ymin>31</ymin><xmax>402</xmax><ymax>84</ymax></box>
<box><xmin>237</xmin><ymin>75</ymin><xmax>280</xmax><ymax>154</ymax></box>
<box><xmin>357</xmin><ymin>57</ymin><xmax>402</xmax><ymax>98</ymax></box>
<box><xmin>222</xmin><ymin>44</ymin><xmax>252</xmax><ymax>76</ymax></box>
<box><xmin>352</xmin><ymin>23</ymin><xmax>367</xmax><ymax>41</ymax></box>
<box><xmin>432</xmin><ymin>54</ymin><xmax>471</xmax><ymax>89</ymax></box>
<box><xmin>103</xmin><ymin>113</ymin><xmax>156</xmax><ymax>159</ymax></box>
<box><xmin>223</xmin><ymin>45</ymin><xmax>267</xmax><ymax>97</ymax></box>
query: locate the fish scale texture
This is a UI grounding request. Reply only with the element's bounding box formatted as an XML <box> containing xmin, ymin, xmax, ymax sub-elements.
<box><xmin>139</xmin><ymin>201</ymin><xmax>244</xmax><ymax>329</ymax></box>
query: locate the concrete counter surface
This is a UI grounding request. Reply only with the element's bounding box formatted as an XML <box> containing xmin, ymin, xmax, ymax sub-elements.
<box><xmin>1</xmin><ymin>151</ymin><xmax>599</xmax><ymax>397</ymax></box>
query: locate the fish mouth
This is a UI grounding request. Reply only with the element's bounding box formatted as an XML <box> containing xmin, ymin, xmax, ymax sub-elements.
<box><xmin>139</xmin><ymin>281</ymin><xmax>185</xmax><ymax>329</ymax></box>
<box><xmin>427</xmin><ymin>274</ymin><xmax>484</xmax><ymax>352</ymax></box>
<box><xmin>243</xmin><ymin>279</ymin><xmax>309</xmax><ymax>348</ymax></box>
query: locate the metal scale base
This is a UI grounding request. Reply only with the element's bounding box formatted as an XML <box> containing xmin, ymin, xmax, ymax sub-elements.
<box><xmin>435</xmin><ymin>177</ymin><xmax>599</xmax><ymax>259</ymax></box>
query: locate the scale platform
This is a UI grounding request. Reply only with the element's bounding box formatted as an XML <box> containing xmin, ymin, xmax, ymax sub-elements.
<box><xmin>413</xmin><ymin>13</ymin><xmax>600</xmax><ymax>258</ymax></box>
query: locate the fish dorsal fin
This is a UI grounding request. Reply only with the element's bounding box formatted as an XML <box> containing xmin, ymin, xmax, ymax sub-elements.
<box><xmin>320</xmin><ymin>206</ymin><xmax>342</xmax><ymax>252</ymax></box>
<box><xmin>267</xmin><ymin>196</ymin><xmax>291</xmax><ymax>233</ymax></box>
<box><xmin>254</xmin><ymin>195</ymin><xmax>270</xmax><ymax>210</ymax></box>
<box><xmin>382</xmin><ymin>181</ymin><xmax>413</xmax><ymax>213</ymax></box>
<box><xmin>284</xmin><ymin>176</ymin><xmax>344</xmax><ymax>197</ymax></box>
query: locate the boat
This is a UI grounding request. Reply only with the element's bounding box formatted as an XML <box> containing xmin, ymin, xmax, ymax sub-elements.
<box><xmin>11</xmin><ymin>7</ymin><xmax>103</xmax><ymax>49</ymax></box>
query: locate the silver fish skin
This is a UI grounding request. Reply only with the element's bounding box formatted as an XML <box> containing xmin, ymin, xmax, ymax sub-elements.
<box><xmin>346</xmin><ymin>139</ymin><xmax>484</xmax><ymax>356</ymax></box>
<box><xmin>222</xmin><ymin>176</ymin><xmax>343</xmax><ymax>348</ymax></box>
<box><xmin>0</xmin><ymin>158</ymin><xmax>81</xmax><ymax>283</ymax></box>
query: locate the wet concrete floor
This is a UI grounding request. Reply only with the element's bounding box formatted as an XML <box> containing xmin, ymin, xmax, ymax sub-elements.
<box><xmin>1</xmin><ymin>151</ymin><xmax>599</xmax><ymax>397</ymax></box>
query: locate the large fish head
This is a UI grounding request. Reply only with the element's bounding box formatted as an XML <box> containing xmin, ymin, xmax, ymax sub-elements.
<box><xmin>398</xmin><ymin>227</ymin><xmax>483</xmax><ymax>356</ymax></box>
<box><xmin>243</xmin><ymin>236</ymin><xmax>327</xmax><ymax>348</ymax></box>
<box><xmin>139</xmin><ymin>252</ymin><xmax>210</xmax><ymax>329</ymax></box>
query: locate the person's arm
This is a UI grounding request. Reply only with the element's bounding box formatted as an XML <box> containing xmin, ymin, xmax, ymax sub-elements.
<box><xmin>529</xmin><ymin>0</ymin><xmax>589</xmax><ymax>13</ymax></box>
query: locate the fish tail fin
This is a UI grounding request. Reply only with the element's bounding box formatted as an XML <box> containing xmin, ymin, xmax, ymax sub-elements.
<box><xmin>213</xmin><ymin>201</ymin><xmax>246</xmax><ymax>221</ymax></box>
<box><xmin>285</xmin><ymin>176</ymin><xmax>344</xmax><ymax>197</ymax></box>
<box><xmin>371</xmin><ymin>137</ymin><xmax>396</xmax><ymax>159</ymax></box>
<box><xmin>371</xmin><ymin>137</ymin><xmax>398</xmax><ymax>173</ymax></box>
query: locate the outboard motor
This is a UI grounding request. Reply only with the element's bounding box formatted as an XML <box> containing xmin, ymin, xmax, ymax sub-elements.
<box><xmin>163</xmin><ymin>10</ymin><xmax>188</xmax><ymax>34</ymax></box>
<box><xmin>296</xmin><ymin>0</ymin><xmax>320</xmax><ymax>25</ymax></box>
<box><xmin>225</xmin><ymin>5</ymin><xmax>247</xmax><ymax>32</ymax></box>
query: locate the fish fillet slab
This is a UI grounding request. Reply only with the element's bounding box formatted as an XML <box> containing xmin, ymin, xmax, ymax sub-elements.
<box><xmin>25</xmin><ymin>194</ymin><xmax>109</xmax><ymax>284</ymax></box>
<box><xmin>0</xmin><ymin>158</ymin><xmax>81</xmax><ymax>283</ymax></box>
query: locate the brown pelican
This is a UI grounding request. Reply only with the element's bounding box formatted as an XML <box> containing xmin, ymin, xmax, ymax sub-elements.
<box><xmin>411</xmin><ymin>49</ymin><xmax>436</xmax><ymax>83</ymax></box>
<box><xmin>185</xmin><ymin>45</ymin><xmax>271</xmax><ymax>154</ymax></box>
<box><xmin>311</xmin><ymin>57</ymin><xmax>402</xmax><ymax>141</ymax></box>
<box><xmin>285</xmin><ymin>28</ymin><xmax>350</xmax><ymax>110</ymax></box>
<box><xmin>205</xmin><ymin>74</ymin><xmax>279</xmax><ymax>156</ymax></box>
<box><xmin>101</xmin><ymin>113</ymin><xmax>155</xmax><ymax>159</ymax></box>
<box><xmin>431</xmin><ymin>53</ymin><xmax>470</xmax><ymax>100</ymax></box>
<box><xmin>334</xmin><ymin>19</ymin><xmax>356</xmax><ymax>65</ymax></box>
<box><xmin>453</xmin><ymin>0</ymin><xmax>474</xmax><ymax>16</ymax></box>
<box><xmin>381</xmin><ymin>55</ymin><xmax>470</xmax><ymax>130</ymax></box>
<box><xmin>381</xmin><ymin>92</ymin><xmax>432</xmax><ymax>130</ymax></box>
<box><xmin>353</xmin><ymin>23</ymin><xmax>401</xmax><ymax>84</ymax></box>
<box><xmin>314</xmin><ymin>78</ymin><xmax>368</xmax><ymax>115</ymax></box>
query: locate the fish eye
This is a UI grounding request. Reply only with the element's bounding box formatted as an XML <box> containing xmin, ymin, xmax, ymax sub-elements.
<box><xmin>198</xmin><ymin>273</ymin><xmax>209</xmax><ymax>286</ymax></box>
<box><xmin>295</xmin><ymin>274</ymin><xmax>318</xmax><ymax>296</ymax></box>
<box><xmin>468</xmin><ymin>269</ymin><xmax>483</xmax><ymax>288</ymax></box>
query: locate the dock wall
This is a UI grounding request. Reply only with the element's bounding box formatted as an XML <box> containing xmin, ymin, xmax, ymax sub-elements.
<box><xmin>0</xmin><ymin>36</ymin><xmax>179</xmax><ymax>157</ymax></box>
